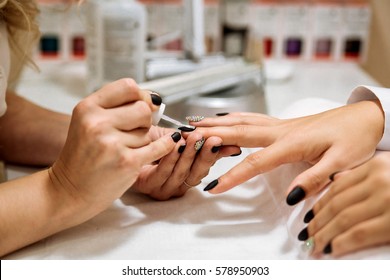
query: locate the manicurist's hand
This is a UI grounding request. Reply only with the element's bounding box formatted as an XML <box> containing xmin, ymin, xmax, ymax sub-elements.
<box><xmin>0</xmin><ymin>79</ymin><xmax>180</xmax><ymax>256</ymax></box>
<box><xmin>304</xmin><ymin>152</ymin><xmax>390</xmax><ymax>257</ymax></box>
<box><xmin>188</xmin><ymin>100</ymin><xmax>384</xmax><ymax>204</ymax></box>
<box><xmin>49</xmin><ymin>79</ymin><xmax>180</xmax><ymax>215</ymax></box>
<box><xmin>131</xmin><ymin>126</ymin><xmax>241</xmax><ymax>200</ymax></box>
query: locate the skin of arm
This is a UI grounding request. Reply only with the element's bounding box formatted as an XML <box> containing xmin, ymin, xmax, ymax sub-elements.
<box><xmin>0</xmin><ymin>91</ymin><xmax>69</xmax><ymax>166</ymax></box>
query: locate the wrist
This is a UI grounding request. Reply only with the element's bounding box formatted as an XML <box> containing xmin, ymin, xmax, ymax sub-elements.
<box><xmin>47</xmin><ymin>165</ymin><xmax>102</xmax><ymax>230</ymax></box>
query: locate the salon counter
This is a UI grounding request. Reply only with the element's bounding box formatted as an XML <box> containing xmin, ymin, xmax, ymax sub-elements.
<box><xmin>5</xmin><ymin>60</ymin><xmax>390</xmax><ymax>260</ymax></box>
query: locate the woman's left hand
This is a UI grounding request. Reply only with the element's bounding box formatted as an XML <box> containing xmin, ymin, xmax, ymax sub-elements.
<box><xmin>305</xmin><ymin>152</ymin><xmax>390</xmax><ymax>257</ymax></box>
<box><xmin>130</xmin><ymin>126</ymin><xmax>241</xmax><ymax>200</ymax></box>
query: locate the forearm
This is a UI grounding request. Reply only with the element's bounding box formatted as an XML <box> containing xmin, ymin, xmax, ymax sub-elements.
<box><xmin>0</xmin><ymin>169</ymin><xmax>93</xmax><ymax>257</ymax></box>
<box><xmin>0</xmin><ymin>92</ymin><xmax>70</xmax><ymax>166</ymax></box>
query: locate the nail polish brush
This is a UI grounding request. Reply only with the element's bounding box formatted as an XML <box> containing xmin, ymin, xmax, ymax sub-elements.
<box><xmin>152</xmin><ymin>103</ymin><xmax>196</xmax><ymax>132</ymax></box>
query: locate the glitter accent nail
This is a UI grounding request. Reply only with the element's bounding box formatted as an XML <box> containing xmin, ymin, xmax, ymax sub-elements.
<box><xmin>194</xmin><ymin>137</ymin><xmax>205</xmax><ymax>151</ymax></box>
<box><xmin>301</xmin><ymin>237</ymin><xmax>315</xmax><ymax>254</ymax></box>
<box><xmin>186</xmin><ymin>116</ymin><xmax>205</xmax><ymax>122</ymax></box>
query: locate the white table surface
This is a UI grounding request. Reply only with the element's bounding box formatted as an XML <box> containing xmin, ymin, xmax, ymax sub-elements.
<box><xmin>5</xmin><ymin>60</ymin><xmax>389</xmax><ymax>260</ymax></box>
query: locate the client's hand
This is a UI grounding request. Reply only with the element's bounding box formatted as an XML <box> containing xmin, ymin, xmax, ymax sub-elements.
<box><xmin>188</xmin><ymin>100</ymin><xmax>384</xmax><ymax>204</ymax></box>
<box><xmin>131</xmin><ymin>126</ymin><xmax>241</xmax><ymax>200</ymax></box>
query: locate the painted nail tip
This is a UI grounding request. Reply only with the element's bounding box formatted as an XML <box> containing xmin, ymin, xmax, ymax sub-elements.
<box><xmin>216</xmin><ymin>112</ymin><xmax>229</xmax><ymax>116</ymax></box>
<box><xmin>204</xmin><ymin>179</ymin><xmax>219</xmax><ymax>191</ymax></box>
<box><xmin>323</xmin><ymin>243</ymin><xmax>332</xmax><ymax>254</ymax></box>
<box><xmin>171</xmin><ymin>132</ymin><xmax>181</xmax><ymax>143</ymax></box>
<box><xmin>304</xmin><ymin>209</ymin><xmax>315</xmax><ymax>223</ymax></box>
<box><xmin>286</xmin><ymin>186</ymin><xmax>306</xmax><ymax>206</ymax></box>
<box><xmin>211</xmin><ymin>145</ymin><xmax>222</xmax><ymax>153</ymax></box>
<box><xmin>178</xmin><ymin>126</ymin><xmax>196</xmax><ymax>132</ymax></box>
<box><xmin>151</xmin><ymin>93</ymin><xmax>162</xmax><ymax>106</ymax></box>
<box><xmin>178</xmin><ymin>145</ymin><xmax>186</xmax><ymax>154</ymax></box>
<box><xmin>298</xmin><ymin>228</ymin><xmax>309</xmax><ymax>241</ymax></box>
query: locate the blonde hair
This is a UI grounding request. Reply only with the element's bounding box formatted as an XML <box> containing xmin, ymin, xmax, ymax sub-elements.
<box><xmin>0</xmin><ymin>0</ymin><xmax>40</xmax><ymax>86</ymax></box>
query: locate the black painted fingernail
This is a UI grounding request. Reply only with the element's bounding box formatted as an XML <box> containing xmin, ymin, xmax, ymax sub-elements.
<box><xmin>151</xmin><ymin>93</ymin><xmax>162</xmax><ymax>106</ymax></box>
<box><xmin>211</xmin><ymin>145</ymin><xmax>221</xmax><ymax>153</ymax></box>
<box><xmin>230</xmin><ymin>149</ymin><xmax>242</xmax><ymax>157</ymax></box>
<box><xmin>216</xmin><ymin>112</ymin><xmax>229</xmax><ymax>116</ymax></box>
<box><xmin>304</xmin><ymin>209</ymin><xmax>315</xmax><ymax>223</ymax></box>
<box><xmin>178</xmin><ymin>126</ymin><xmax>196</xmax><ymax>132</ymax></box>
<box><xmin>286</xmin><ymin>186</ymin><xmax>306</xmax><ymax>206</ymax></box>
<box><xmin>178</xmin><ymin>144</ymin><xmax>186</xmax><ymax>154</ymax></box>
<box><xmin>329</xmin><ymin>171</ymin><xmax>340</xmax><ymax>181</ymax></box>
<box><xmin>204</xmin><ymin>179</ymin><xmax>218</xmax><ymax>191</ymax></box>
<box><xmin>323</xmin><ymin>243</ymin><xmax>332</xmax><ymax>254</ymax></box>
<box><xmin>298</xmin><ymin>227</ymin><xmax>309</xmax><ymax>241</ymax></box>
<box><xmin>171</xmin><ymin>132</ymin><xmax>181</xmax><ymax>143</ymax></box>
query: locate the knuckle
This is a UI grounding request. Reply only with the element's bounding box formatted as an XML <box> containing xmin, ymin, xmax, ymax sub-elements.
<box><xmin>136</xmin><ymin>100</ymin><xmax>152</xmax><ymax>115</ymax></box>
<box><xmin>199</xmin><ymin>169</ymin><xmax>210</xmax><ymax>180</ymax></box>
<box><xmin>304</xmin><ymin>172</ymin><xmax>324</xmax><ymax>190</ymax></box>
<box><xmin>159</xmin><ymin>169</ymin><xmax>173</xmax><ymax>180</ymax></box>
<box><xmin>243</xmin><ymin>153</ymin><xmax>262</xmax><ymax>171</ymax></box>
<box><xmin>328</xmin><ymin>156</ymin><xmax>348</xmax><ymax>170</ymax></box>
<box><xmin>234</xmin><ymin>125</ymin><xmax>250</xmax><ymax>142</ymax></box>
<box><xmin>326</xmin><ymin>200</ymin><xmax>340</xmax><ymax>217</ymax></box>
<box><xmin>335</xmin><ymin>211</ymin><xmax>351</xmax><ymax>230</ymax></box>
<box><xmin>349</xmin><ymin>227</ymin><xmax>369</xmax><ymax>244</ymax></box>
<box><xmin>314</xmin><ymin>234</ymin><xmax>327</xmax><ymax>251</ymax></box>
<box><xmin>135</xmin><ymin>101</ymin><xmax>153</xmax><ymax>126</ymax></box>
<box><xmin>118</xmin><ymin>78</ymin><xmax>137</xmax><ymax>90</ymax></box>
<box><xmin>73</xmin><ymin>102</ymin><xmax>108</xmax><ymax>137</ymax></box>
<box><xmin>73</xmin><ymin>98</ymin><xmax>94</xmax><ymax>117</ymax></box>
<box><xmin>176</xmin><ymin>171</ymin><xmax>190</xmax><ymax>183</ymax></box>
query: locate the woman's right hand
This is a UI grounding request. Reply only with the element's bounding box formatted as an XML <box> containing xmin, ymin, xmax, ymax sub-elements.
<box><xmin>49</xmin><ymin>79</ymin><xmax>179</xmax><ymax>219</ymax></box>
<box><xmin>190</xmin><ymin>100</ymin><xmax>384</xmax><ymax>204</ymax></box>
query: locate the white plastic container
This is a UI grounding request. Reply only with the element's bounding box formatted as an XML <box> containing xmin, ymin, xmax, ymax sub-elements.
<box><xmin>85</xmin><ymin>0</ymin><xmax>146</xmax><ymax>93</ymax></box>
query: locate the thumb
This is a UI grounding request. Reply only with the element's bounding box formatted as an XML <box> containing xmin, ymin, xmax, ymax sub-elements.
<box><xmin>285</xmin><ymin>150</ymin><xmax>345</xmax><ymax>206</ymax></box>
<box><xmin>135</xmin><ymin>132</ymin><xmax>181</xmax><ymax>165</ymax></box>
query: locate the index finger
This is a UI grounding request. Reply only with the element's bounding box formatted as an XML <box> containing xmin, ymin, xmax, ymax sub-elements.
<box><xmin>90</xmin><ymin>78</ymin><xmax>156</xmax><ymax>110</ymax></box>
<box><xmin>186</xmin><ymin>125</ymin><xmax>277</xmax><ymax>148</ymax></box>
<box><xmin>204</xmin><ymin>142</ymin><xmax>294</xmax><ymax>193</ymax></box>
<box><xmin>188</xmin><ymin>112</ymin><xmax>277</xmax><ymax>127</ymax></box>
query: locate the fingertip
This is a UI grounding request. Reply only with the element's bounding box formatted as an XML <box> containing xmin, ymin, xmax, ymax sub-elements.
<box><xmin>286</xmin><ymin>186</ymin><xmax>306</xmax><ymax>206</ymax></box>
<box><xmin>138</xmin><ymin>132</ymin><xmax>177</xmax><ymax>164</ymax></box>
<box><xmin>150</xmin><ymin>92</ymin><xmax>163</xmax><ymax>106</ymax></box>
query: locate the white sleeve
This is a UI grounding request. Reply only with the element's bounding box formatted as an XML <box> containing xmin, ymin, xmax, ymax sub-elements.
<box><xmin>347</xmin><ymin>85</ymin><xmax>390</xmax><ymax>150</ymax></box>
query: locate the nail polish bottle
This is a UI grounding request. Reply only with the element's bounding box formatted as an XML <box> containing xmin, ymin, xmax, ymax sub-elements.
<box><xmin>85</xmin><ymin>0</ymin><xmax>146</xmax><ymax>93</ymax></box>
